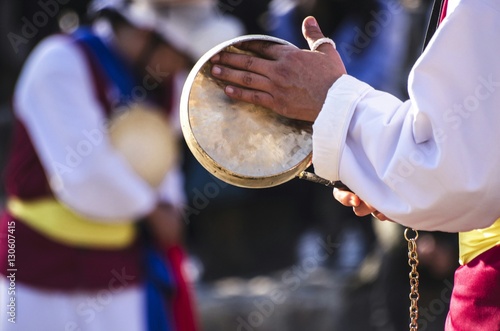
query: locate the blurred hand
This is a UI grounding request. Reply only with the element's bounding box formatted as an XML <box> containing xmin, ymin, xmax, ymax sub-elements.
<box><xmin>333</xmin><ymin>188</ymin><xmax>393</xmax><ymax>222</ymax></box>
<box><xmin>210</xmin><ymin>16</ymin><xmax>346</xmax><ymax>122</ymax></box>
<box><xmin>146</xmin><ymin>203</ymin><xmax>183</xmax><ymax>247</ymax></box>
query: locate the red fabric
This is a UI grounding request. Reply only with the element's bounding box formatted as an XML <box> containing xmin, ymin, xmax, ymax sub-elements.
<box><xmin>166</xmin><ymin>245</ymin><xmax>199</xmax><ymax>331</ymax></box>
<box><xmin>445</xmin><ymin>245</ymin><xmax>500</xmax><ymax>330</ymax></box>
<box><xmin>3</xmin><ymin>120</ymin><xmax>53</xmax><ymax>200</ymax></box>
<box><xmin>0</xmin><ymin>212</ymin><xmax>143</xmax><ymax>290</ymax></box>
<box><xmin>439</xmin><ymin>0</ymin><xmax>449</xmax><ymax>23</ymax></box>
<box><xmin>439</xmin><ymin>3</ymin><xmax>500</xmax><ymax>329</ymax></box>
<box><xmin>3</xmin><ymin>36</ymin><xmax>113</xmax><ymax>201</ymax></box>
<box><xmin>0</xmin><ymin>36</ymin><xmax>145</xmax><ymax>291</ymax></box>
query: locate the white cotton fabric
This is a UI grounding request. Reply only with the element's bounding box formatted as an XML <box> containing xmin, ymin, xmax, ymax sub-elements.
<box><xmin>0</xmin><ymin>278</ymin><xmax>145</xmax><ymax>331</ymax></box>
<box><xmin>312</xmin><ymin>0</ymin><xmax>500</xmax><ymax>232</ymax></box>
<box><xmin>13</xmin><ymin>33</ymin><xmax>185</xmax><ymax>221</ymax></box>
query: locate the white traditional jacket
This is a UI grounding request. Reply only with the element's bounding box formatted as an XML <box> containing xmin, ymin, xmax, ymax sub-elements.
<box><xmin>313</xmin><ymin>0</ymin><xmax>500</xmax><ymax>235</ymax></box>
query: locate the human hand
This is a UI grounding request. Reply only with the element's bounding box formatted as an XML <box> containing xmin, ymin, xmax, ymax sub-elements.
<box><xmin>146</xmin><ymin>203</ymin><xmax>183</xmax><ymax>247</ymax></box>
<box><xmin>210</xmin><ymin>16</ymin><xmax>346</xmax><ymax>122</ymax></box>
<box><xmin>333</xmin><ymin>188</ymin><xmax>392</xmax><ymax>222</ymax></box>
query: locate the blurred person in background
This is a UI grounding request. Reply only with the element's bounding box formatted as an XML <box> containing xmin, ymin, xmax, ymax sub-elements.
<box><xmin>0</xmin><ymin>0</ymin><xmax>93</xmax><ymax>201</ymax></box>
<box><xmin>0</xmin><ymin>0</ymin><xmax>243</xmax><ymax>330</ymax></box>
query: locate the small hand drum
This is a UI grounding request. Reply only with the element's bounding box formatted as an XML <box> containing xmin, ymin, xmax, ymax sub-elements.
<box><xmin>109</xmin><ymin>104</ymin><xmax>177</xmax><ymax>188</ymax></box>
<box><xmin>181</xmin><ymin>35</ymin><xmax>342</xmax><ymax>189</ymax></box>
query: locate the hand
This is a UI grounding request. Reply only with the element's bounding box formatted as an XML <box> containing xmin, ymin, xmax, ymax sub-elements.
<box><xmin>333</xmin><ymin>188</ymin><xmax>393</xmax><ymax>222</ymax></box>
<box><xmin>210</xmin><ymin>16</ymin><xmax>346</xmax><ymax>122</ymax></box>
<box><xmin>146</xmin><ymin>203</ymin><xmax>183</xmax><ymax>247</ymax></box>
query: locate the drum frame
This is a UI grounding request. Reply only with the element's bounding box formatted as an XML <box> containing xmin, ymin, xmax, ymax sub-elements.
<box><xmin>180</xmin><ymin>35</ymin><xmax>316</xmax><ymax>188</ymax></box>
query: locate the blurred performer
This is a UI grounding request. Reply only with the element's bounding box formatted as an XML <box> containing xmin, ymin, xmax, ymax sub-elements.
<box><xmin>0</xmin><ymin>0</ymin><xmax>243</xmax><ymax>330</ymax></box>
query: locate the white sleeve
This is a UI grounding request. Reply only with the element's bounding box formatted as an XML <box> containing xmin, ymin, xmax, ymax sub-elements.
<box><xmin>14</xmin><ymin>35</ymin><xmax>157</xmax><ymax>221</ymax></box>
<box><xmin>312</xmin><ymin>0</ymin><xmax>500</xmax><ymax>232</ymax></box>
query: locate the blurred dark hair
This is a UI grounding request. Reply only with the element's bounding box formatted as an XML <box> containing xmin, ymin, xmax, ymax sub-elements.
<box><xmin>88</xmin><ymin>6</ymin><xmax>130</xmax><ymax>28</ymax></box>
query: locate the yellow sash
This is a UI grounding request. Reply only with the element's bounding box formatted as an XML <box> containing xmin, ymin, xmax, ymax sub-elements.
<box><xmin>459</xmin><ymin>218</ymin><xmax>500</xmax><ymax>265</ymax></box>
<box><xmin>7</xmin><ymin>197</ymin><xmax>136</xmax><ymax>249</ymax></box>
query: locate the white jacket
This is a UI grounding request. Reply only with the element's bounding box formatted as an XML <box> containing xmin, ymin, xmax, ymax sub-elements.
<box><xmin>14</xmin><ymin>32</ymin><xmax>185</xmax><ymax>221</ymax></box>
<box><xmin>312</xmin><ymin>0</ymin><xmax>500</xmax><ymax>232</ymax></box>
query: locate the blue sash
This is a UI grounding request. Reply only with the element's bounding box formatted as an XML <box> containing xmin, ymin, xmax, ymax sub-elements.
<box><xmin>72</xmin><ymin>27</ymin><xmax>175</xmax><ymax>331</ymax></box>
<box><xmin>72</xmin><ymin>27</ymin><xmax>137</xmax><ymax>105</ymax></box>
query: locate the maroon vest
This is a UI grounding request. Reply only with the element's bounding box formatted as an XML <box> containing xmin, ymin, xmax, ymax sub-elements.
<box><xmin>0</xmin><ymin>36</ymin><xmax>145</xmax><ymax>291</ymax></box>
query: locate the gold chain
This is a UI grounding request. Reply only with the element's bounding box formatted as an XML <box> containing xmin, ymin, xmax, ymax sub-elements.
<box><xmin>404</xmin><ymin>228</ymin><xmax>420</xmax><ymax>331</ymax></box>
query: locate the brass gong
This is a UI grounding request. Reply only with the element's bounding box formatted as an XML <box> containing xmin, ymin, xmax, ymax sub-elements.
<box><xmin>181</xmin><ymin>35</ymin><xmax>341</xmax><ymax>189</ymax></box>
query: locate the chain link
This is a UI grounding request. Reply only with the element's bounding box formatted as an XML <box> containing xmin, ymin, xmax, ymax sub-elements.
<box><xmin>404</xmin><ymin>228</ymin><xmax>420</xmax><ymax>331</ymax></box>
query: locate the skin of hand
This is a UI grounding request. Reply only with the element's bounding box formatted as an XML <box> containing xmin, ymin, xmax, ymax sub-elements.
<box><xmin>210</xmin><ymin>16</ymin><xmax>346</xmax><ymax>122</ymax></box>
<box><xmin>210</xmin><ymin>16</ymin><xmax>389</xmax><ymax>223</ymax></box>
<box><xmin>146</xmin><ymin>203</ymin><xmax>184</xmax><ymax>247</ymax></box>
<box><xmin>149</xmin><ymin>40</ymin><xmax>191</xmax><ymax>74</ymax></box>
<box><xmin>333</xmin><ymin>188</ymin><xmax>392</xmax><ymax>221</ymax></box>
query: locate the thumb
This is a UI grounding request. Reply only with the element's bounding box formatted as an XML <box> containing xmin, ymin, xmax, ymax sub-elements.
<box><xmin>302</xmin><ymin>16</ymin><xmax>336</xmax><ymax>54</ymax></box>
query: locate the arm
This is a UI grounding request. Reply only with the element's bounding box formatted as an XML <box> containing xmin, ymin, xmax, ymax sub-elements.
<box><xmin>14</xmin><ymin>35</ymin><xmax>157</xmax><ymax>221</ymax></box>
<box><xmin>150</xmin><ymin>165</ymin><xmax>186</xmax><ymax>244</ymax></box>
<box><xmin>315</xmin><ymin>0</ymin><xmax>500</xmax><ymax>231</ymax></box>
<box><xmin>211</xmin><ymin>0</ymin><xmax>500</xmax><ymax>232</ymax></box>
<box><xmin>145</xmin><ymin>73</ymin><xmax>188</xmax><ymax>246</ymax></box>
<box><xmin>210</xmin><ymin>17</ymin><xmax>347</xmax><ymax>122</ymax></box>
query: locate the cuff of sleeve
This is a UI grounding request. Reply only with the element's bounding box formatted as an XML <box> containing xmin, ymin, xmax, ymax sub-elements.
<box><xmin>312</xmin><ymin>75</ymin><xmax>373</xmax><ymax>181</ymax></box>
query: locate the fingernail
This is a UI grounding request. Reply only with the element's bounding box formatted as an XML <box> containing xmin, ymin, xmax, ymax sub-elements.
<box><xmin>226</xmin><ymin>86</ymin><xmax>234</xmax><ymax>94</ymax></box>
<box><xmin>306</xmin><ymin>17</ymin><xmax>318</xmax><ymax>27</ymax></box>
<box><xmin>212</xmin><ymin>66</ymin><xmax>221</xmax><ymax>75</ymax></box>
<box><xmin>211</xmin><ymin>54</ymin><xmax>220</xmax><ymax>62</ymax></box>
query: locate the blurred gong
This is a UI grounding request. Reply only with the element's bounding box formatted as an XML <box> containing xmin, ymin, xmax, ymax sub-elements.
<box><xmin>181</xmin><ymin>35</ymin><xmax>317</xmax><ymax>189</ymax></box>
<box><xmin>109</xmin><ymin>104</ymin><xmax>177</xmax><ymax>188</ymax></box>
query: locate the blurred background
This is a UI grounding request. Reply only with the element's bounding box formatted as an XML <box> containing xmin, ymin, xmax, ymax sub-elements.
<box><xmin>0</xmin><ymin>0</ymin><xmax>459</xmax><ymax>330</ymax></box>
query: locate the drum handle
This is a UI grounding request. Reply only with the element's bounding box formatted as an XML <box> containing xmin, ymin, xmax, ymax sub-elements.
<box><xmin>297</xmin><ymin>171</ymin><xmax>351</xmax><ymax>191</ymax></box>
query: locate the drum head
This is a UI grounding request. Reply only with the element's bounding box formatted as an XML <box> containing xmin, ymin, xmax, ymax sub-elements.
<box><xmin>109</xmin><ymin>104</ymin><xmax>177</xmax><ymax>188</ymax></box>
<box><xmin>180</xmin><ymin>35</ymin><xmax>313</xmax><ymax>188</ymax></box>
